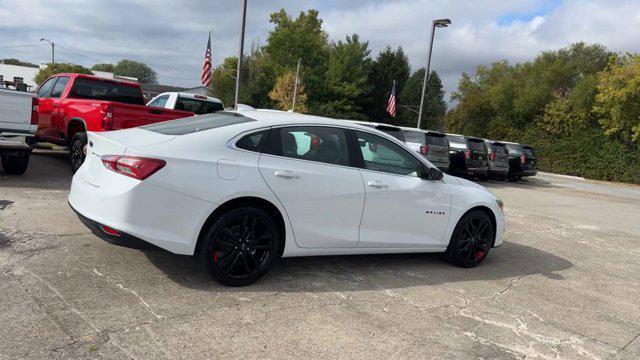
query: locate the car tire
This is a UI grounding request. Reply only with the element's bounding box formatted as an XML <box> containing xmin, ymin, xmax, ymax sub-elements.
<box><xmin>200</xmin><ymin>207</ymin><xmax>280</xmax><ymax>287</ymax></box>
<box><xmin>69</xmin><ymin>132</ymin><xmax>87</xmax><ymax>173</ymax></box>
<box><xmin>1</xmin><ymin>151</ymin><xmax>30</xmax><ymax>175</ymax></box>
<box><xmin>445</xmin><ymin>210</ymin><xmax>494</xmax><ymax>268</ymax></box>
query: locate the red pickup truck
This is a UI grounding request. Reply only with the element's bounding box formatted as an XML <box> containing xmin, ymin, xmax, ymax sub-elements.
<box><xmin>35</xmin><ymin>73</ymin><xmax>193</xmax><ymax>171</ymax></box>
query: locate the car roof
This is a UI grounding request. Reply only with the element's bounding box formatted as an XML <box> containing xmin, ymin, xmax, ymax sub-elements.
<box><xmin>237</xmin><ymin>111</ymin><xmax>380</xmax><ymax>130</ymax></box>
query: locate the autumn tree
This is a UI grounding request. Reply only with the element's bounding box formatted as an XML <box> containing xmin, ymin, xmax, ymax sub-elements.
<box><xmin>269</xmin><ymin>70</ymin><xmax>307</xmax><ymax>112</ymax></box>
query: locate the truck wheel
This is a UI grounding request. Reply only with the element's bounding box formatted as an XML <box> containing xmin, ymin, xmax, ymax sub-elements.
<box><xmin>70</xmin><ymin>132</ymin><xmax>87</xmax><ymax>173</ymax></box>
<box><xmin>1</xmin><ymin>151</ymin><xmax>30</xmax><ymax>175</ymax></box>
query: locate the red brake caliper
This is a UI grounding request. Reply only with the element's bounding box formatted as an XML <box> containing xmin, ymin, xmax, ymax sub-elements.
<box><xmin>475</xmin><ymin>250</ymin><xmax>485</xmax><ymax>260</ymax></box>
<box><xmin>213</xmin><ymin>251</ymin><xmax>219</xmax><ymax>263</ymax></box>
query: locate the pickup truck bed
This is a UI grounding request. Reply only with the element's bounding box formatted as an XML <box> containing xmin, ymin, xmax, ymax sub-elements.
<box><xmin>34</xmin><ymin>73</ymin><xmax>194</xmax><ymax>171</ymax></box>
<box><xmin>0</xmin><ymin>88</ymin><xmax>38</xmax><ymax>175</ymax></box>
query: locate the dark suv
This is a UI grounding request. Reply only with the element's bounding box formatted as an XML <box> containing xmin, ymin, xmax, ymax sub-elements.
<box><xmin>484</xmin><ymin>140</ymin><xmax>510</xmax><ymax>179</ymax></box>
<box><xmin>505</xmin><ymin>143</ymin><xmax>538</xmax><ymax>181</ymax></box>
<box><xmin>401</xmin><ymin>128</ymin><xmax>450</xmax><ymax>172</ymax></box>
<box><xmin>446</xmin><ymin>134</ymin><xmax>489</xmax><ymax>178</ymax></box>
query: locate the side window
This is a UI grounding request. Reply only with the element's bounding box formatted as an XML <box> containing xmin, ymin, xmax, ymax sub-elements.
<box><xmin>148</xmin><ymin>95</ymin><xmax>169</xmax><ymax>108</ymax></box>
<box><xmin>50</xmin><ymin>76</ymin><xmax>70</xmax><ymax>98</ymax></box>
<box><xmin>236</xmin><ymin>130</ymin><xmax>269</xmax><ymax>152</ymax></box>
<box><xmin>37</xmin><ymin>77</ymin><xmax>56</xmax><ymax>98</ymax></box>
<box><xmin>355</xmin><ymin>130</ymin><xmax>423</xmax><ymax>177</ymax></box>
<box><xmin>267</xmin><ymin>126</ymin><xmax>351</xmax><ymax>167</ymax></box>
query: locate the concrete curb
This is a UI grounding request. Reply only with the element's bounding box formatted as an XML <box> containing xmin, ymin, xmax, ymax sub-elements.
<box><xmin>537</xmin><ymin>171</ymin><xmax>586</xmax><ymax>181</ymax></box>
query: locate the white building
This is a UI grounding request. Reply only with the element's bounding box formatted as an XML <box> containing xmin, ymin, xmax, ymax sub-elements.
<box><xmin>0</xmin><ymin>63</ymin><xmax>137</xmax><ymax>91</ymax></box>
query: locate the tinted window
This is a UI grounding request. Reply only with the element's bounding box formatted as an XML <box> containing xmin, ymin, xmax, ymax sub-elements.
<box><xmin>468</xmin><ymin>139</ymin><xmax>486</xmax><ymax>152</ymax></box>
<box><xmin>148</xmin><ymin>95</ymin><xmax>169</xmax><ymax>108</ymax></box>
<box><xmin>446</xmin><ymin>135</ymin><xmax>465</xmax><ymax>145</ymax></box>
<box><xmin>493</xmin><ymin>144</ymin><xmax>509</xmax><ymax>154</ymax></box>
<box><xmin>425</xmin><ymin>133</ymin><xmax>447</xmax><ymax>147</ymax></box>
<box><xmin>50</xmin><ymin>76</ymin><xmax>70</xmax><ymax>98</ymax></box>
<box><xmin>143</xmin><ymin>112</ymin><xmax>253</xmax><ymax>135</ymax></box>
<box><xmin>69</xmin><ymin>78</ymin><xmax>144</xmax><ymax>105</ymax></box>
<box><xmin>402</xmin><ymin>130</ymin><xmax>426</xmax><ymax>144</ymax></box>
<box><xmin>523</xmin><ymin>146</ymin><xmax>536</xmax><ymax>157</ymax></box>
<box><xmin>236</xmin><ymin>130</ymin><xmax>268</xmax><ymax>152</ymax></box>
<box><xmin>176</xmin><ymin>97</ymin><xmax>224</xmax><ymax>115</ymax></box>
<box><xmin>356</xmin><ymin>130</ymin><xmax>423</xmax><ymax>177</ymax></box>
<box><xmin>506</xmin><ymin>144</ymin><xmax>523</xmax><ymax>154</ymax></box>
<box><xmin>268</xmin><ymin>126</ymin><xmax>350</xmax><ymax>166</ymax></box>
<box><xmin>37</xmin><ymin>77</ymin><xmax>56</xmax><ymax>98</ymax></box>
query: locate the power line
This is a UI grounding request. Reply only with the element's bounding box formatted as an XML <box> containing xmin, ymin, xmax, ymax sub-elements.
<box><xmin>55</xmin><ymin>45</ymin><xmax>103</xmax><ymax>63</ymax></box>
<box><xmin>0</xmin><ymin>44</ymin><xmax>44</xmax><ymax>49</ymax></box>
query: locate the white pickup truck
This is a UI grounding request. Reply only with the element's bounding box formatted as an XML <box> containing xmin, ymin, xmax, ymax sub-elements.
<box><xmin>146</xmin><ymin>92</ymin><xmax>224</xmax><ymax>114</ymax></box>
<box><xmin>0</xmin><ymin>88</ymin><xmax>38</xmax><ymax>175</ymax></box>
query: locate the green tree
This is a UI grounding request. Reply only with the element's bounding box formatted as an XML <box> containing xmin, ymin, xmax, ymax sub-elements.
<box><xmin>1</xmin><ymin>58</ymin><xmax>39</xmax><ymax>68</ymax></box>
<box><xmin>398</xmin><ymin>69</ymin><xmax>446</xmax><ymax>129</ymax></box>
<box><xmin>365</xmin><ymin>46</ymin><xmax>410</xmax><ymax>123</ymax></box>
<box><xmin>318</xmin><ymin>34</ymin><xmax>372</xmax><ymax>119</ymax></box>
<box><xmin>210</xmin><ymin>57</ymin><xmax>238</xmax><ymax>106</ymax></box>
<box><xmin>265</xmin><ymin>9</ymin><xmax>329</xmax><ymax>110</ymax></box>
<box><xmin>91</xmin><ymin>63</ymin><xmax>115</xmax><ymax>72</ymax></box>
<box><xmin>113</xmin><ymin>59</ymin><xmax>157</xmax><ymax>84</ymax></box>
<box><xmin>34</xmin><ymin>63</ymin><xmax>92</xmax><ymax>85</ymax></box>
<box><xmin>594</xmin><ymin>54</ymin><xmax>640</xmax><ymax>144</ymax></box>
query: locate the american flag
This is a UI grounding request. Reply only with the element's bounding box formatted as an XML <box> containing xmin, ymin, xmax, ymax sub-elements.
<box><xmin>201</xmin><ymin>37</ymin><xmax>212</xmax><ymax>87</ymax></box>
<box><xmin>386</xmin><ymin>80</ymin><xmax>396</xmax><ymax>117</ymax></box>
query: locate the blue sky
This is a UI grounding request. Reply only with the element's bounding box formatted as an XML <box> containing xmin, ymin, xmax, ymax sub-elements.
<box><xmin>1</xmin><ymin>0</ymin><xmax>639</xmax><ymax>101</ymax></box>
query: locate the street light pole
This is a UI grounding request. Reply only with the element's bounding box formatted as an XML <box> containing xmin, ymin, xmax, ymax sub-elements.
<box><xmin>234</xmin><ymin>0</ymin><xmax>248</xmax><ymax>109</ymax></box>
<box><xmin>291</xmin><ymin>58</ymin><xmax>301</xmax><ymax>111</ymax></box>
<box><xmin>417</xmin><ymin>18</ymin><xmax>450</xmax><ymax>129</ymax></box>
<box><xmin>40</xmin><ymin>38</ymin><xmax>55</xmax><ymax>66</ymax></box>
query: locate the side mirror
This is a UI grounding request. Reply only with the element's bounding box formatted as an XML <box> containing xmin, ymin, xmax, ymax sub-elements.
<box><xmin>422</xmin><ymin>165</ymin><xmax>443</xmax><ymax>181</ymax></box>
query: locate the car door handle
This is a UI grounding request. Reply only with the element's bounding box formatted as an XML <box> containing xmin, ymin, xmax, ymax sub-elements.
<box><xmin>274</xmin><ymin>170</ymin><xmax>300</xmax><ymax>179</ymax></box>
<box><xmin>149</xmin><ymin>108</ymin><xmax>163</xmax><ymax>114</ymax></box>
<box><xmin>367</xmin><ymin>180</ymin><xmax>388</xmax><ymax>189</ymax></box>
<box><xmin>52</xmin><ymin>103</ymin><xmax>58</xmax><ymax>108</ymax></box>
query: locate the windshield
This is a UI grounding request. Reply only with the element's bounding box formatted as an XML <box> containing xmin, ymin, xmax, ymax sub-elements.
<box><xmin>68</xmin><ymin>78</ymin><xmax>144</xmax><ymax>105</ymax></box>
<box><xmin>143</xmin><ymin>112</ymin><xmax>254</xmax><ymax>135</ymax></box>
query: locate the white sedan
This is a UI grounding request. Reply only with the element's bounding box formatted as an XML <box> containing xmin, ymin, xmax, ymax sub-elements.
<box><xmin>69</xmin><ymin>111</ymin><xmax>505</xmax><ymax>286</ymax></box>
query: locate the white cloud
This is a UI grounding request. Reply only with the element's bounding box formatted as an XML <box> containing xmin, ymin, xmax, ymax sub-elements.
<box><xmin>1</xmin><ymin>0</ymin><xmax>639</xmax><ymax>101</ymax></box>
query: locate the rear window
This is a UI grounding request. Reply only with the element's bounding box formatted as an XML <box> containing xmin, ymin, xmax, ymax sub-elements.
<box><xmin>446</xmin><ymin>135</ymin><xmax>465</xmax><ymax>145</ymax></box>
<box><xmin>490</xmin><ymin>143</ymin><xmax>509</xmax><ymax>154</ymax></box>
<box><xmin>69</xmin><ymin>78</ymin><xmax>144</xmax><ymax>105</ymax></box>
<box><xmin>402</xmin><ymin>130</ymin><xmax>426</xmax><ymax>144</ymax></box>
<box><xmin>176</xmin><ymin>97</ymin><xmax>224</xmax><ymax>115</ymax></box>
<box><xmin>379</xmin><ymin>129</ymin><xmax>404</xmax><ymax>141</ymax></box>
<box><xmin>143</xmin><ymin>112</ymin><xmax>254</xmax><ymax>135</ymax></box>
<box><xmin>425</xmin><ymin>133</ymin><xmax>447</xmax><ymax>147</ymax></box>
<box><xmin>523</xmin><ymin>146</ymin><xmax>536</xmax><ymax>157</ymax></box>
<box><xmin>467</xmin><ymin>139</ymin><xmax>486</xmax><ymax>151</ymax></box>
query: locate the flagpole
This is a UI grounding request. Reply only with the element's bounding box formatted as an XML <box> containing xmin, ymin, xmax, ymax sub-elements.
<box><xmin>208</xmin><ymin>28</ymin><xmax>214</xmax><ymax>96</ymax></box>
<box><xmin>234</xmin><ymin>0</ymin><xmax>248</xmax><ymax>109</ymax></box>
<box><xmin>291</xmin><ymin>57</ymin><xmax>301</xmax><ymax>111</ymax></box>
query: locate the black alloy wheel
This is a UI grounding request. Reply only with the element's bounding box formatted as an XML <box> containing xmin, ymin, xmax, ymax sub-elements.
<box><xmin>445</xmin><ymin>210</ymin><xmax>494</xmax><ymax>268</ymax></box>
<box><xmin>70</xmin><ymin>132</ymin><xmax>87</xmax><ymax>173</ymax></box>
<box><xmin>201</xmin><ymin>207</ymin><xmax>279</xmax><ymax>286</ymax></box>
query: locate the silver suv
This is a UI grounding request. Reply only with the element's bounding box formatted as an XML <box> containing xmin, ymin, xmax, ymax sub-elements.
<box><xmin>400</xmin><ymin>128</ymin><xmax>450</xmax><ymax>172</ymax></box>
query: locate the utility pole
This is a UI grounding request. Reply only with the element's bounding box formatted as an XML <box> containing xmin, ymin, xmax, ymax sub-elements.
<box><xmin>417</xmin><ymin>19</ymin><xmax>450</xmax><ymax>129</ymax></box>
<box><xmin>291</xmin><ymin>58</ymin><xmax>301</xmax><ymax>112</ymax></box>
<box><xmin>234</xmin><ymin>0</ymin><xmax>248</xmax><ymax>109</ymax></box>
<box><xmin>40</xmin><ymin>38</ymin><xmax>55</xmax><ymax>67</ymax></box>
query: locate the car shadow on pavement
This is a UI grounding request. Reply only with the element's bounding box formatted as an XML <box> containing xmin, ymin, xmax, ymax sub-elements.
<box><xmin>0</xmin><ymin>151</ymin><xmax>72</xmax><ymax>190</ymax></box>
<box><xmin>141</xmin><ymin>240</ymin><xmax>572</xmax><ymax>292</ymax></box>
<box><xmin>477</xmin><ymin>177</ymin><xmax>561</xmax><ymax>190</ymax></box>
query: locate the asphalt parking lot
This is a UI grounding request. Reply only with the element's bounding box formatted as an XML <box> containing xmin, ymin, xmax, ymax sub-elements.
<box><xmin>1</xmin><ymin>151</ymin><xmax>639</xmax><ymax>359</ymax></box>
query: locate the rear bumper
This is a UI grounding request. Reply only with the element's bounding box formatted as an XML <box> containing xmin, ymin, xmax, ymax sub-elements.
<box><xmin>488</xmin><ymin>166</ymin><xmax>509</xmax><ymax>177</ymax></box>
<box><xmin>466</xmin><ymin>166</ymin><xmax>488</xmax><ymax>176</ymax></box>
<box><xmin>68</xmin><ymin>167</ymin><xmax>216</xmax><ymax>255</ymax></box>
<box><xmin>522</xmin><ymin>169</ymin><xmax>538</xmax><ymax>177</ymax></box>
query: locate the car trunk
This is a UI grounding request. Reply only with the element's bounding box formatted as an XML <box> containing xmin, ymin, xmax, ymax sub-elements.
<box><xmin>466</xmin><ymin>139</ymin><xmax>488</xmax><ymax>167</ymax></box>
<box><xmin>522</xmin><ymin>146</ymin><xmax>538</xmax><ymax>169</ymax></box>
<box><xmin>489</xmin><ymin>143</ymin><xmax>509</xmax><ymax>168</ymax></box>
<box><xmin>425</xmin><ymin>133</ymin><xmax>449</xmax><ymax>164</ymax></box>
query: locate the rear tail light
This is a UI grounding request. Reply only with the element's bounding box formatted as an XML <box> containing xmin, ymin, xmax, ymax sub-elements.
<box><xmin>101</xmin><ymin>104</ymin><xmax>113</xmax><ymax>130</ymax></box>
<box><xmin>520</xmin><ymin>153</ymin><xmax>526</xmax><ymax>165</ymax></box>
<box><xmin>420</xmin><ymin>144</ymin><xmax>429</xmax><ymax>156</ymax></box>
<box><xmin>101</xmin><ymin>155</ymin><xmax>166</xmax><ymax>180</ymax></box>
<box><xmin>489</xmin><ymin>151</ymin><xmax>496</xmax><ymax>161</ymax></box>
<box><xmin>100</xmin><ymin>225</ymin><xmax>121</xmax><ymax>237</ymax></box>
<box><xmin>465</xmin><ymin>149</ymin><xmax>472</xmax><ymax>160</ymax></box>
<box><xmin>31</xmin><ymin>97</ymin><xmax>39</xmax><ymax>125</ymax></box>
